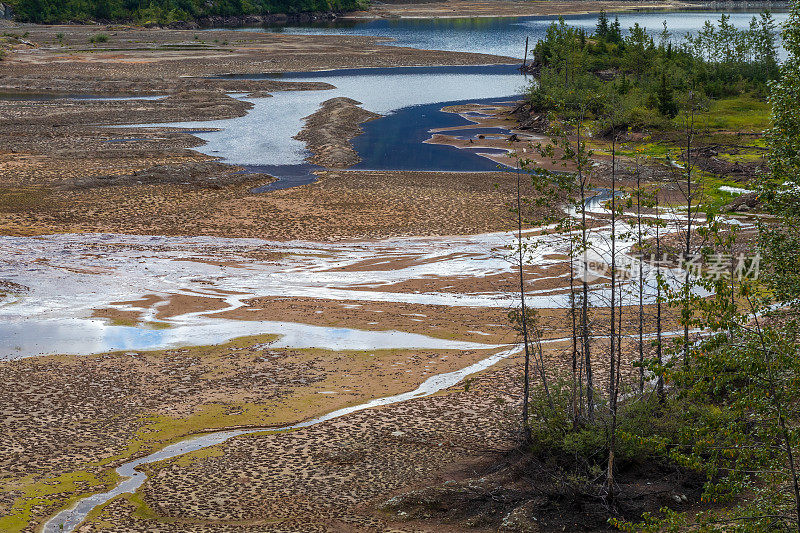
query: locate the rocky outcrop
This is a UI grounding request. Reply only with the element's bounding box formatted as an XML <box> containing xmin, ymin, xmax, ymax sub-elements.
<box><xmin>724</xmin><ymin>191</ymin><xmax>760</xmax><ymax>213</ymax></box>
<box><xmin>509</xmin><ymin>101</ymin><xmax>550</xmax><ymax>134</ymax></box>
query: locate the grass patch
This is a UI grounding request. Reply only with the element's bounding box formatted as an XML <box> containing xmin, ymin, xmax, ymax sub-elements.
<box><xmin>145</xmin><ymin>321</ymin><xmax>172</xmax><ymax>330</ymax></box>
<box><xmin>701</xmin><ymin>96</ymin><xmax>772</xmax><ymax>132</ymax></box>
<box><xmin>170</xmin><ymin>446</ymin><xmax>225</xmax><ymax>467</ymax></box>
<box><xmin>699</xmin><ymin>171</ymin><xmax>751</xmax><ymax>208</ymax></box>
<box><xmin>88</xmin><ymin>33</ymin><xmax>109</xmax><ymax>44</ymax></box>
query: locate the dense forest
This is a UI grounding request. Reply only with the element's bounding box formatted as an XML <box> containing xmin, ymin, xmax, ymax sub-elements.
<box><xmin>528</xmin><ymin>10</ymin><xmax>780</xmax><ymax>128</ymax></box>
<box><xmin>5</xmin><ymin>0</ymin><xmax>367</xmax><ymax>24</ymax></box>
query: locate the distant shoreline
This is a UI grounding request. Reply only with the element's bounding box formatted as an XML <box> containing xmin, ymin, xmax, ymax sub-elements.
<box><xmin>4</xmin><ymin>0</ymin><xmax>790</xmax><ymax>29</ymax></box>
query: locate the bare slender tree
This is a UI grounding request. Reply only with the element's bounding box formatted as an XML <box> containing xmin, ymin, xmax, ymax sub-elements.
<box><xmin>514</xmin><ymin>163</ymin><xmax>533</xmax><ymax>444</ymax></box>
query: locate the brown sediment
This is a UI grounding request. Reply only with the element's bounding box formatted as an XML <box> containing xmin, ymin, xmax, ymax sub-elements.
<box><xmin>91</xmin><ymin>307</ymin><xmax>145</xmax><ymax>325</ymax></box>
<box><xmin>73</xmin><ymin>330</ymin><xmax>667</xmax><ymax>532</ymax></box>
<box><xmin>154</xmin><ymin>293</ymin><xmax>230</xmax><ymax>319</ymax></box>
<box><xmin>335</xmin><ymin>264</ymin><xmax>573</xmax><ymax>295</ymax></box>
<box><xmin>84</xmin><ymin>360</ymin><xmax>527</xmax><ymax>532</ymax></box>
<box><xmin>319</xmin><ymin>251</ymin><xmax>487</xmax><ymax>272</ymax></box>
<box><xmin>0</xmin><ymin>25</ymin><xmax>516</xmax><ymax>96</ymax></box>
<box><xmin>0</xmin><ymin>169</ymin><xmax>529</xmax><ymax>240</ymax></box>
<box><xmin>0</xmin><ymin>335</ymin><xmax>499</xmax><ymax>530</ymax></box>
<box><xmin>222</xmin><ymin>296</ymin><xmax>519</xmax><ymax>344</ymax></box>
<box><xmin>295</xmin><ymin>97</ymin><xmax>382</xmax><ymax>168</ymax></box>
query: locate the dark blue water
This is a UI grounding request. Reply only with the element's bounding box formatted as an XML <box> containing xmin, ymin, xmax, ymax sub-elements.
<box><xmin>351</xmin><ymin>96</ymin><xmax>514</xmax><ymax>172</ymax></box>
<box><xmin>243</xmin><ymin>95</ymin><xmax>515</xmax><ymax>192</ymax></box>
<box><xmin>221</xmin><ymin>65</ymin><xmax>522</xmax><ymax>190</ymax></box>
<box><xmin>247</xmin><ymin>163</ymin><xmax>323</xmax><ymax>192</ymax></box>
<box><xmin>213</xmin><ymin>64</ymin><xmax>521</xmax><ymax>80</ymax></box>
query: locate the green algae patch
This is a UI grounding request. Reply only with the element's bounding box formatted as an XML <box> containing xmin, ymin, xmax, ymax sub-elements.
<box><xmin>130</xmin><ymin>404</ymin><xmax>268</xmax><ymax>449</ymax></box>
<box><xmin>0</xmin><ymin>469</ymin><xmax>120</xmax><ymax>533</ymax></box>
<box><xmin>0</xmin><ymin>188</ymin><xmax>54</xmax><ymax>213</ymax></box>
<box><xmin>107</xmin><ymin>316</ymin><xmax>140</xmax><ymax>327</ymax></box>
<box><xmin>82</xmin><ymin>491</ymin><xmax>165</xmax><ymax>527</ymax></box>
<box><xmin>126</xmin><ymin>491</ymin><xmax>163</xmax><ymax>521</ymax></box>
<box><xmin>102</xmin><ymin>332</ymin><xmax>281</xmax><ymax>358</ymax></box>
<box><xmin>145</xmin><ymin>321</ymin><xmax>173</xmax><ymax>330</ymax></box>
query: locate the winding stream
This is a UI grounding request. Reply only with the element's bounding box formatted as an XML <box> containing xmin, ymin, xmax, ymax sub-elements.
<box><xmin>42</xmin><ymin>344</ymin><xmax>520</xmax><ymax>532</ymax></box>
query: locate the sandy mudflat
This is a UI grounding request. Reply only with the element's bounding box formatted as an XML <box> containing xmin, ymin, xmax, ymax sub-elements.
<box><xmin>0</xmin><ymin>336</ymin><xmax>505</xmax><ymax>530</ymax></box>
<box><xmin>0</xmin><ymin>5</ymin><xmax>697</xmax><ymax>531</ymax></box>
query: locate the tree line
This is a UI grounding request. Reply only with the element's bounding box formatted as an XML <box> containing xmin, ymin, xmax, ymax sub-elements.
<box><xmin>529</xmin><ymin>11</ymin><xmax>779</xmax><ymax>129</ymax></box>
<box><xmin>510</xmin><ymin>4</ymin><xmax>800</xmax><ymax>529</ymax></box>
<box><xmin>6</xmin><ymin>0</ymin><xmax>366</xmax><ymax>24</ymax></box>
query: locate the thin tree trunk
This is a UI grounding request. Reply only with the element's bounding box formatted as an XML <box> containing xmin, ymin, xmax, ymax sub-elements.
<box><xmin>609</xmin><ymin>267</ymin><xmax>624</xmax><ymax>503</ymax></box>
<box><xmin>570</xmin><ymin>226</ymin><xmax>580</xmax><ymax>424</ymax></box>
<box><xmin>577</xmin><ymin>114</ymin><xmax>594</xmax><ymax>421</ymax></box>
<box><xmin>683</xmin><ymin>95</ymin><xmax>695</xmax><ymax>365</ymax></box>
<box><xmin>609</xmin><ymin>132</ymin><xmax>617</xmax><ymax>401</ymax></box>
<box><xmin>607</xmin><ymin>131</ymin><xmax>618</xmax><ymax>499</ymax></box>
<box><xmin>655</xmin><ymin>194</ymin><xmax>664</xmax><ymax>402</ymax></box>
<box><xmin>637</xmin><ymin>162</ymin><xmax>644</xmax><ymax>393</ymax></box>
<box><xmin>516</xmin><ymin>166</ymin><xmax>532</xmax><ymax>443</ymax></box>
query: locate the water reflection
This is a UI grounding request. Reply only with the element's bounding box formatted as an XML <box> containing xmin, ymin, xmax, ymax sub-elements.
<box><xmin>0</xmin><ymin>317</ymin><xmax>496</xmax><ymax>360</ymax></box>
<box><xmin>243</xmin><ymin>10</ymin><xmax>791</xmax><ymax>60</ymax></box>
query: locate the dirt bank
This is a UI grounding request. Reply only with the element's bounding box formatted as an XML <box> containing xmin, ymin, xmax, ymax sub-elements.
<box><xmin>295</xmin><ymin>97</ymin><xmax>381</xmax><ymax>168</ymax></box>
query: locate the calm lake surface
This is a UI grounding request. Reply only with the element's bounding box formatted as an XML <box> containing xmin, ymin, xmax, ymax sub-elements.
<box><xmin>255</xmin><ymin>9</ymin><xmax>791</xmax><ymax>59</ymax></box>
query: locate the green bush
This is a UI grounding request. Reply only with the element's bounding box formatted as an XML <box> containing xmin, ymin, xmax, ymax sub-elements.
<box><xmin>527</xmin><ymin>381</ymin><xmax>682</xmax><ymax>469</ymax></box>
<box><xmin>88</xmin><ymin>33</ymin><xmax>108</xmax><ymax>44</ymax></box>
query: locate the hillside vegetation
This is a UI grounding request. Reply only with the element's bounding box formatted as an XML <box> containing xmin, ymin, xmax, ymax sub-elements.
<box><xmin>6</xmin><ymin>0</ymin><xmax>367</xmax><ymax>24</ymax></box>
